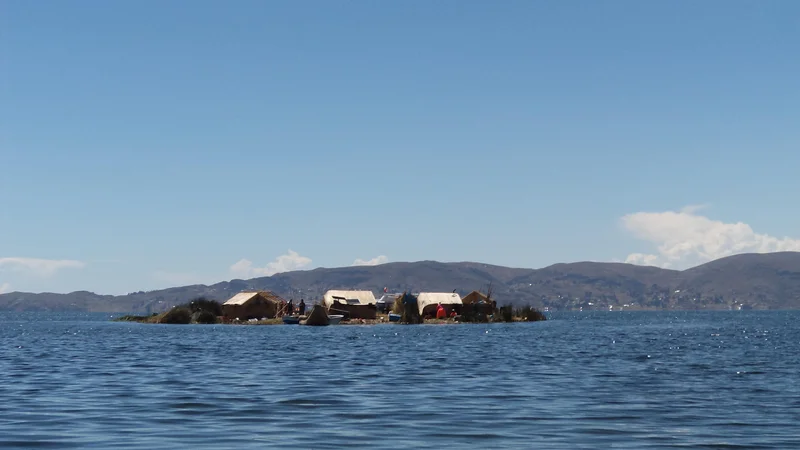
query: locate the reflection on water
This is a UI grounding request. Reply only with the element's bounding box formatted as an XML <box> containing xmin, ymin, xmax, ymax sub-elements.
<box><xmin>1</xmin><ymin>311</ymin><xmax>799</xmax><ymax>448</ymax></box>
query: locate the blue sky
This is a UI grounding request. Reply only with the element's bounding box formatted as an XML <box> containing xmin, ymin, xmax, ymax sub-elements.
<box><xmin>2</xmin><ymin>0</ymin><xmax>799</xmax><ymax>294</ymax></box>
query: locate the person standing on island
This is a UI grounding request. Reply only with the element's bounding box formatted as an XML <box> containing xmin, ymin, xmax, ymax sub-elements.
<box><xmin>436</xmin><ymin>302</ymin><xmax>446</xmax><ymax>319</ymax></box>
<box><xmin>286</xmin><ymin>299</ymin><xmax>294</xmax><ymax>316</ymax></box>
<box><xmin>298</xmin><ymin>299</ymin><xmax>306</xmax><ymax>315</ymax></box>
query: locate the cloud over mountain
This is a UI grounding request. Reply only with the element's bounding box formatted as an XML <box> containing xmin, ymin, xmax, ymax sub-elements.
<box><xmin>353</xmin><ymin>255</ymin><xmax>389</xmax><ymax>266</ymax></box>
<box><xmin>229</xmin><ymin>250</ymin><xmax>312</xmax><ymax>278</ymax></box>
<box><xmin>622</xmin><ymin>206</ymin><xmax>800</xmax><ymax>269</ymax></box>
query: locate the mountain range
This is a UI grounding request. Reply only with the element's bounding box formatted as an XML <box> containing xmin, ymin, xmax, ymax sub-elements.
<box><xmin>2</xmin><ymin>252</ymin><xmax>800</xmax><ymax>312</ymax></box>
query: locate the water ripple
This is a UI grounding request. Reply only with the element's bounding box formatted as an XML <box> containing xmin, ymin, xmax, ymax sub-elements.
<box><xmin>1</xmin><ymin>311</ymin><xmax>799</xmax><ymax>448</ymax></box>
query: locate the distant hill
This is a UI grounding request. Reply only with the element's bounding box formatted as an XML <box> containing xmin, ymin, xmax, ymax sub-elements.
<box><xmin>2</xmin><ymin>252</ymin><xmax>800</xmax><ymax>312</ymax></box>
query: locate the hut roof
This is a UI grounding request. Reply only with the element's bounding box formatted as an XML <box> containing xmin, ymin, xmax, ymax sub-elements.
<box><xmin>223</xmin><ymin>291</ymin><xmax>283</xmax><ymax>306</ymax></box>
<box><xmin>323</xmin><ymin>290</ymin><xmax>376</xmax><ymax>308</ymax></box>
<box><xmin>259</xmin><ymin>291</ymin><xmax>286</xmax><ymax>303</ymax></box>
<box><xmin>416</xmin><ymin>292</ymin><xmax>462</xmax><ymax>315</ymax></box>
<box><xmin>462</xmin><ymin>290</ymin><xmax>489</xmax><ymax>304</ymax></box>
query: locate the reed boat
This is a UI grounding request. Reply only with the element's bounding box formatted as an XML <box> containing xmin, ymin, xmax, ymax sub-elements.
<box><xmin>301</xmin><ymin>305</ymin><xmax>330</xmax><ymax>326</ymax></box>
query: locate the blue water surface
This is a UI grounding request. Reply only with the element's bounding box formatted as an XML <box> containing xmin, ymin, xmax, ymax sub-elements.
<box><xmin>1</xmin><ymin>311</ymin><xmax>799</xmax><ymax>449</ymax></box>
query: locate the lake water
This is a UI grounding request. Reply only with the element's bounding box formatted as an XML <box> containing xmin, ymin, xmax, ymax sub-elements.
<box><xmin>1</xmin><ymin>311</ymin><xmax>799</xmax><ymax>449</ymax></box>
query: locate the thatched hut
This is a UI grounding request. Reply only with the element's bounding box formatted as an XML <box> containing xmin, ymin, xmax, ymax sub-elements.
<box><xmin>222</xmin><ymin>291</ymin><xmax>284</xmax><ymax>320</ymax></box>
<box><xmin>322</xmin><ymin>290</ymin><xmax>377</xmax><ymax>320</ymax></box>
<box><xmin>417</xmin><ymin>292</ymin><xmax>463</xmax><ymax>317</ymax></box>
<box><xmin>461</xmin><ymin>290</ymin><xmax>496</xmax><ymax>314</ymax></box>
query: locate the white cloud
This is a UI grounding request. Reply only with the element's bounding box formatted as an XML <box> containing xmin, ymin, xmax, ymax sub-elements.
<box><xmin>230</xmin><ymin>250</ymin><xmax>312</xmax><ymax>279</ymax></box>
<box><xmin>0</xmin><ymin>257</ymin><xmax>86</xmax><ymax>277</ymax></box>
<box><xmin>352</xmin><ymin>255</ymin><xmax>389</xmax><ymax>266</ymax></box>
<box><xmin>624</xmin><ymin>253</ymin><xmax>661</xmax><ymax>267</ymax></box>
<box><xmin>621</xmin><ymin>207</ymin><xmax>800</xmax><ymax>269</ymax></box>
<box><xmin>0</xmin><ymin>282</ymin><xmax>10</xmax><ymax>294</ymax></box>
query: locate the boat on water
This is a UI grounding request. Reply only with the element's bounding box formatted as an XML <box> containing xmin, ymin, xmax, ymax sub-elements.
<box><xmin>388</xmin><ymin>313</ymin><xmax>401</xmax><ymax>322</ymax></box>
<box><xmin>282</xmin><ymin>315</ymin><xmax>301</xmax><ymax>325</ymax></box>
<box><xmin>328</xmin><ymin>314</ymin><xmax>344</xmax><ymax>325</ymax></box>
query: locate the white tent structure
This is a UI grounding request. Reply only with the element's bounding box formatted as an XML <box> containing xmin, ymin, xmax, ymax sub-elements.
<box><xmin>416</xmin><ymin>292</ymin><xmax>463</xmax><ymax>316</ymax></box>
<box><xmin>322</xmin><ymin>290</ymin><xmax>378</xmax><ymax>320</ymax></box>
<box><xmin>322</xmin><ymin>290</ymin><xmax>376</xmax><ymax>309</ymax></box>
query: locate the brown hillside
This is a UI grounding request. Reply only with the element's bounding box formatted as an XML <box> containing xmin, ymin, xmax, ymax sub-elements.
<box><xmin>2</xmin><ymin>253</ymin><xmax>799</xmax><ymax>312</ymax></box>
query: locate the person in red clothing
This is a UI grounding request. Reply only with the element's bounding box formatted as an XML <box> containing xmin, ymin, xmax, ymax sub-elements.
<box><xmin>436</xmin><ymin>303</ymin><xmax>446</xmax><ymax>319</ymax></box>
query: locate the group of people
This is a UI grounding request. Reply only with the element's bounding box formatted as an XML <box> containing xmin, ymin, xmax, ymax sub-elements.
<box><xmin>282</xmin><ymin>298</ymin><xmax>306</xmax><ymax>316</ymax></box>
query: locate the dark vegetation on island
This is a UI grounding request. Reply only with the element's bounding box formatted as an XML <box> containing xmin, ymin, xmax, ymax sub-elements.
<box><xmin>463</xmin><ymin>304</ymin><xmax>545</xmax><ymax>323</ymax></box>
<box><xmin>115</xmin><ymin>298</ymin><xmax>222</xmax><ymax>324</ymax></box>
<box><xmin>394</xmin><ymin>294</ymin><xmax>423</xmax><ymax>324</ymax></box>
<box><xmin>5</xmin><ymin>252</ymin><xmax>800</xmax><ymax>312</ymax></box>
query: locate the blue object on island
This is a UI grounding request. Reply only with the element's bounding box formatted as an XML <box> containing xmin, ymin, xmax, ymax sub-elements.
<box><xmin>282</xmin><ymin>316</ymin><xmax>300</xmax><ymax>325</ymax></box>
<box><xmin>388</xmin><ymin>313</ymin><xmax>401</xmax><ymax>322</ymax></box>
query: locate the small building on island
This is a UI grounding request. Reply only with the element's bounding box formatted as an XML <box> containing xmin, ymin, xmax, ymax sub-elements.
<box><xmin>222</xmin><ymin>291</ymin><xmax>285</xmax><ymax>320</ymax></box>
<box><xmin>323</xmin><ymin>290</ymin><xmax>377</xmax><ymax>320</ymax></box>
<box><xmin>417</xmin><ymin>292</ymin><xmax>463</xmax><ymax>317</ymax></box>
<box><xmin>461</xmin><ymin>290</ymin><xmax>496</xmax><ymax>314</ymax></box>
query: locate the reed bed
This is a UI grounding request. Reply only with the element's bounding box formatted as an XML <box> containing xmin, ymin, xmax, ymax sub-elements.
<box><xmin>115</xmin><ymin>297</ymin><xmax>224</xmax><ymax>324</ymax></box>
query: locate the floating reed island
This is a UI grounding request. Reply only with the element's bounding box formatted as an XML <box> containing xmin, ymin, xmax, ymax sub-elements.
<box><xmin>113</xmin><ymin>288</ymin><xmax>546</xmax><ymax>325</ymax></box>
